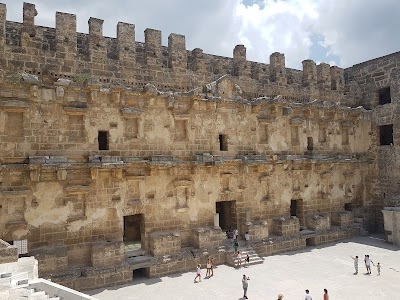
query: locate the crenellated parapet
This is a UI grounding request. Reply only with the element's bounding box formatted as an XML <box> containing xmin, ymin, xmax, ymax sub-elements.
<box><xmin>0</xmin><ymin>3</ymin><xmax>353</xmax><ymax>106</ymax></box>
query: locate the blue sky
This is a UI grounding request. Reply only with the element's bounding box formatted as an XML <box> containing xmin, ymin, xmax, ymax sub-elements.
<box><xmin>1</xmin><ymin>0</ymin><xmax>400</xmax><ymax>69</ymax></box>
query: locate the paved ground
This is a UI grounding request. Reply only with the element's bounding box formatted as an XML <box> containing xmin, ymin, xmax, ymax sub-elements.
<box><xmin>88</xmin><ymin>236</ymin><xmax>400</xmax><ymax>300</ymax></box>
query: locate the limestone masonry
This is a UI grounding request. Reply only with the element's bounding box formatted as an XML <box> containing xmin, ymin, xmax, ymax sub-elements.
<box><xmin>0</xmin><ymin>2</ymin><xmax>399</xmax><ymax>292</ymax></box>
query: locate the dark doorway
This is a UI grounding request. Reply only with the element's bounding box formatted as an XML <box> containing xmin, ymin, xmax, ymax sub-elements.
<box><xmin>133</xmin><ymin>268</ymin><xmax>149</xmax><ymax>280</ymax></box>
<box><xmin>306</xmin><ymin>237</ymin><xmax>316</xmax><ymax>246</ymax></box>
<box><xmin>219</xmin><ymin>134</ymin><xmax>228</xmax><ymax>151</ymax></box>
<box><xmin>344</xmin><ymin>203</ymin><xmax>352</xmax><ymax>211</ymax></box>
<box><xmin>216</xmin><ymin>201</ymin><xmax>236</xmax><ymax>230</ymax></box>
<box><xmin>307</xmin><ymin>137</ymin><xmax>313</xmax><ymax>151</ymax></box>
<box><xmin>290</xmin><ymin>200</ymin><xmax>298</xmax><ymax>217</ymax></box>
<box><xmin>98</xmin><ymin>131</ymin><xmax>109</xmax><ymax>150</ymax></box>
<box><xmin>379</xmin><ymin>124</ymin><xmax>393</xmax><ymax>146</ymax></box>
<box><xmin>124</xmin><ymin>214</ymin><xmax>143</xmax><ymax>243</ymax></box>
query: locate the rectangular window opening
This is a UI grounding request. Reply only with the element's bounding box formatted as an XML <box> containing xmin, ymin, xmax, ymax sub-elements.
<box><xmin>98</xmin><ymin>131</ymin><xmax>109</xmax><ymax>150</ymax></box>
<box><xmin>379</xmin><ymin>87</ymin><xmax>391</xmax><ymax>105</ymax></box>
<box><xmin>219</xmin><ymin>134</ymin><xmax>228</xmax><ymax>151</ymax></box>
<box><xmin>379</xmin><ymin>124</ymin><xmax>393</xmax><ymax>146</ymax></box>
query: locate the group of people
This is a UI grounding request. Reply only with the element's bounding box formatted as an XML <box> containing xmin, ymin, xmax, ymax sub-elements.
<box><xmin>241</xmin><ymin>277</ymin><xmax>329</xmax><ymax>300</ymax></box>
<box><xmin>193</xmin><ymin>257</ymin><xmax>214</xmax><ymax>283</ymax></box>
<box><xmin>351</xmin><ymin>254</ymin><xmax>381</xmax><ymax>275</ymax></box>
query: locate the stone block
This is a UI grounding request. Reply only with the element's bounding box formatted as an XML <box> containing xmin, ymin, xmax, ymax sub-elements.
<box><xmin>331</xmin><ymin>211</ymin><xmax>353</xmax><ymax>229</ymax></box>
<box><xmin>273</xmin><ymin>217</ymin><xmax>300</xmax><ymax>236</ymax></box>
<box><xmin>192</xmin><ymin>227</ymin><xmax>225</xmax><ymax>249</ymax></box>
<box><xmin>149</xmin><ymin>231</ymin><xmax>181</xmax><ymax>256</ymax></box>
<box><xmin>91</xmin><ymin>240</ymin><xmax>124</xmax><ymax>268</ymax></box>
<box><xmin>306</xmin><ymin>213</ymin><xmax>331</xmax><ymax>231</ymax></box>
<box><xmin>242</xmin><ymin>220</ymin><xmax>269</xmax><ymax>241</ymax></box>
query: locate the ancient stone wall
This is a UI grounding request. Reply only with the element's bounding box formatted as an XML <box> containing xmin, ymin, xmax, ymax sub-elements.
<box><xmin>346</xmin><ymin>52</ymin><xmax>400</xmax><ymax>231</ymax></box>
<box><xmin>0</xmin><ymin>3</ymin><xmax>360</xmax><ymax>108</ymax></box>
<box><xmin>0</xmin><ymin>239</ymin><xmax>18</xmax><ymax>264</ymax></box>
<box><xmin>0</xmin><ymin>2</ymin><xmax>388</xmax><ymax>290</ymax></box>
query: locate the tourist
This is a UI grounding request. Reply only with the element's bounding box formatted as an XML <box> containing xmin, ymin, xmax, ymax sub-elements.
<box><xmin>236</xmin><ymin>251</ymin><xmax>242</xmax><ymax>268</ymax></box>
<box><xmin>193</xmin><ymin>264</ymin><xmax>202</xmax><ymax>283</ymax></box>
<box><xmin>206</xmin><ymin>258</ymin><xmax>212</xmax><ymax>278</ymax></box>
<box><xmin>305</xmin><ymin>289</ymin><xmax>313</xmax><ymax>300</ymax></box>
<box><xmin>245</xmin><ymin>231</ymin><xmax>250</xmax><ymax>246</ymax></box>
<box><xmin>323</xmin><ymin>288</ymin><xmax>329</xmax><ymax>300</ymax></box>
<box><xmin>242</xmin><ymin>274</ymin><xmax>250</xmax><ymax>299</ymax></box>
<box><xmin>377</xmin><ymin>262</ymin><xmax>381</xmax><ymax>275</ymax></box>
<box><xmin>234</xmin><ymin>238</ymin><xmax>239</xmax><ymax>254</ymax></box>
<box><xmin>210</xmin><ymin>257</ymin><xmax>214</xmax><ymax>276</ymax></box>
<box><xmin>364</xmin><ymin>255</ymin><xmax>372</xmax><ymax>274</ymax></box>
<box><xmin>234</xmin><ymin>228</ymin><xmax>239</xmax><ymax>240</ymax></box>
<box><xmin>245</xmin><ymin>254</ymin><xmax>250</xmax><ymax>267</ymax></box>
<box><xmin>351</xmin><ymin>255</ymin><xmax>358</xmax><ymax>274</ymax></box>
<box><xmin>277</xmin><ymin>294</ymin><xmax>284</xmax><ymax>300</ymax></box>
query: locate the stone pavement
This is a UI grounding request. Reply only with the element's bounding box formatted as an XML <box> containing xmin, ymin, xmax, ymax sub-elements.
<box><xmin>88</xmin><ymin>236</ymin><xmax>400</xmax><ymax>300</ymax></box>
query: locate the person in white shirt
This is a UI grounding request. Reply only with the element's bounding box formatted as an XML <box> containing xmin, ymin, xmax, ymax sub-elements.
<box><xmin>351</xmin><ymin>255</ymin><xmax>358</xmax><ymax>274</ymax></box>
<box><xmin>242</xmin><ymin>274</ymin><xmax>250</xmax><ymax>299</ymax></box>
<box><xmin>305</xmin><ymin>289</ymin><xmax>313</xmax><ymax>300</ymax></box>
<box><xmin>245</xmin><ymin>232</ymin><xmax>250</xmax><ymax>246</ymax></box>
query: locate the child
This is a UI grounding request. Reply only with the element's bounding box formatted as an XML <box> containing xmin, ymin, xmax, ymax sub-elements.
<box><xmin>377</xmin><ymin>262</ymin><xmax>381</xmax><ymax>275</ymax></box>
<box><xmin>194</xmin><ymin>264</ymin><xmax>202</xmax><ymax>283</ymax></box>
<box><xmin>236</xmin><ymin>251</ymin><xmax>242</xmax><ymax>268</ymax></box>
<box><xmin>206</xmin><ymin>258</ymin><xmax>212</xmax><ymax>278</ymax></box>
<box><xmin>245</xmin><ymin>254</ymin><xmax>250</xmax><ymax>267</ymax></box>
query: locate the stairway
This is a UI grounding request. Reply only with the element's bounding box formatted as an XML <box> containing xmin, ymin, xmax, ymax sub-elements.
<box><xmin>226</xmin><ymin>241</ymin><xmax>264</xmax><ymax>268</ymax></box>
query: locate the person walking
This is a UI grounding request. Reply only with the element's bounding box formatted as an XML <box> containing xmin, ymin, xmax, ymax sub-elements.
<box><xmin>323</xmin><ymin>288</ymin><xmax>329</xmax><ymax>300</ymax></box>
<box><xmin>377</xmin><ymin>262</ymin><xmax>381</xmax><ymax>275</ymax></box>
<box><xmin>365</xmin><ymin>255</ymin><xmax>372</xmax><ymax>274</ymax></box>
<box><xmin>236</xmin><ymin>251</ymin><xmax>242</xmax><ymax>268</ymax></box>
<box><xmin>242</xmin><ymin>274</ymin><xmax>250</xmax><ymax>299</ymax></box>
<box><xmin>234</xmin><ymin>238</ymin><xmax>239</xmax><ymax>254</ymax></box>
<box><xmin>245</xmin><ymin>254</ymin><xmax>250</xmax><ymax>267</ymax></box>
<box><xmin>305</xmin><ymin>289</ymin><xmax>313</xmax><ymax>300</ymax></box>
<box><xmin>210</xmin><ymin>257</ymin><xmax>214</xmax><ymax>277</ymax></box>
<box><xmin>245</xmin><ymin>231</ymin><xmax>250</xmax><ymax>246</ymax></box>
<box><xmin>351</xmin><ymin>255</ymin><xmax>359</xmax><ymax>274</ymax></box>
<box><xmin>193</xmin><ymin>264</ymin><xmax>202</xmax><ymax>283</ymax></box>
<box><xmin>206</xmin><ymin>258</ymin><xmax>212</xmax><ymax>278</ymax></box>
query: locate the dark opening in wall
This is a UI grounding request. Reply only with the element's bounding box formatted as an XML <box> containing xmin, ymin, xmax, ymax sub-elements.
<box><xmin>98</xmin><ymin>131</ymin><xmax>109</xmax><ymax>150</ymax></box>
<box><xmin>290</xmin><ymin>199</ymin><xmax>298</xmax><ymax>217</ymax></box>
<box><xmin>344</xmin><ymin>203</ymin><xmax>352</xmax><ymax>211</ymax></box>
<box><xmin>379</xmin><ymin>124</ymin><xmax>393</xmax><ymax>146</ymax></box>
<box><xmin>379</xmin><ymin>87</ymin><xmax>391</xmax><ymax>105</ymax></box>
<box><xmin>219</xmin><ymin>134</ymin><xmax>228</xmax><ymax>151</ymax></box>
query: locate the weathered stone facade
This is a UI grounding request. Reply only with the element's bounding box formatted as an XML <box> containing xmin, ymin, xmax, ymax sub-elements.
<box><xmin>0</xmin><ymin>2</ymin><xmax>397</xmax><ymax>291</ymax></box>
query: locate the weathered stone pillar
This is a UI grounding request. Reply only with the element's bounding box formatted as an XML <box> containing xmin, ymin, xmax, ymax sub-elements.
<box><xmin>302</xmin><ymin>59</ymin><xmax>317</xmax><ymax>88</ymax></box>
<box><xmin>233</xmin><ymin>44</ymin><xmax>249</xmax><ymax>77</ymax></box>
<box><xmin>56</xmin><ymin>12</ymin><xmax>77</xmax><ymax>71</ymax></box>
<box><xmin>23</xmin><ymin>2</ymin><xmax>37</xmax><ymax>37</ymax></box>
<box><xmin>168</xmin><ymin>33</ymin><xmax>187</xmax><ymax>72</ymax></box>
<box><xmin>317</xmin><ymin>63</ymin><xmax>331</xmax><ymax>90</ymax></box>
<box><xmin>88</xmin><ymin>17</ymin><xmax>106</xmax><ymax>64</ymax></box>
<box><xmin>270</xmin><ymin>52</ymin><xmax>286</xmax><ymax>84</ymax></box>
<box><xmin>145</xmin><ymin>28</ymin><xmax>162</xmax><ymax>70</ymax></box>
<box><xmin>191</xmin><ymin>48</ymin><xmax>207</xmax><ymax>74</ymax></box>
<box><xmin>117</xmin><ymin>22</ymin><xmax>136</xmax><ymax>78</ymax></box>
